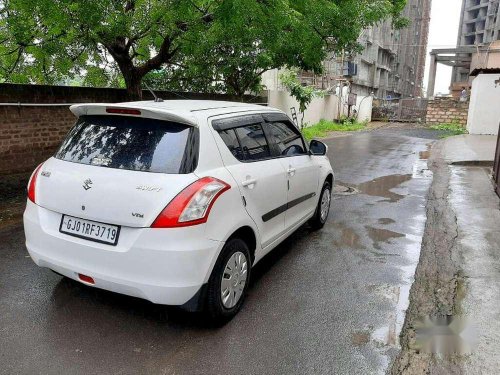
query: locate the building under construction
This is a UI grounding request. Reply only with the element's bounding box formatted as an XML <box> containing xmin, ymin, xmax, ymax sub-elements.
<box><xmin>297</xmin><ymin>0</ymin><xmax>431</xmax><ymax>99</ymax></box>
<box><xmin>452</xmin><ymin>0</ymin><xmax>500</xmax><ymax>84</ymax></box>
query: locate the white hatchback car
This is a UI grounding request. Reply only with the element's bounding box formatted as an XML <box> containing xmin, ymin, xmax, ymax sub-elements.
<box><xmin>24</xmin><ymin>100</ymin><xmax>333</xmax><ymax>321</ymax></box>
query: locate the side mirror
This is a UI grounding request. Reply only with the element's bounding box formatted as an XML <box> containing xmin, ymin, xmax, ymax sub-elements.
<box><xmin>309</xmin><ymin>140</ymin><xmax>328</xmax><ymax>156</ymax></box>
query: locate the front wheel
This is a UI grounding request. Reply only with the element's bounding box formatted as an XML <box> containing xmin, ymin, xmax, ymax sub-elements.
<box><xmin>309</xmin><ymin>181</ymin><xmax>331</xmax><ymax>230</ymax></box>
<box><xmin>205</xmin><ymin>238</ymin><xmax>251</xmax><ymax>323</ymax></box>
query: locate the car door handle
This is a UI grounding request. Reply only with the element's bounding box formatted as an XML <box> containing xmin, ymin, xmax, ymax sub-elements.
<box><xmin>287</xmin><ymin>167</ymin><xmax>296</xmax><ymax>177</ymax></box>
<box><xmin>242</xmin><ymin>178</ymin><xmax>257</xmax><ymax>188</ymax></box>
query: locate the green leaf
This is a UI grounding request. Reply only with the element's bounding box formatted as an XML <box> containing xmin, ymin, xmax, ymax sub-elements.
<box><xmin>0</xmin><ymin>0</ymin><xmax>408</xmax><ymax>96</ymax></box>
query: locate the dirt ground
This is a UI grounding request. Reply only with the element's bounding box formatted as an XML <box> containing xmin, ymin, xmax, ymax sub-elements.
<box><xmin>0</xmin><ymin>172</ymin><xmax>30</xmax><ymax>229</ymax></box>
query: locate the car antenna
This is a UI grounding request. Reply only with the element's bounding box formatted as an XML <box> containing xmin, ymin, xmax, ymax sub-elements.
<box><xmin>144</xmin><ymin>83</ymin><xmax>163</xmax><ymax>102</ymax></box>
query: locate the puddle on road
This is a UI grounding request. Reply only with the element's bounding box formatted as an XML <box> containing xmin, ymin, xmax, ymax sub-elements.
<box><xmin>332</xmin><ymin>222</ymin><xmax>407</xmax><ymax>251</ymax></box>
<box><xmin>413</xmin><ymin>144</ymin><xmax>433</xmax><ymax>179</ymax></box>
<box><xmin>419</xmin><ymin>144</ymin><xmax>432</xmax><ymax>160</ymax></box>
<box><xmin>337</xmin><ymin>143</ymin><xmax>433</xmax><ymax>203</ymax></box>
<box><xmin>369</xmin><ymin>234</ymin><xmax>424</xmax><ymax>350</ymax></box>
<box><xmin>355</xmin><ymin>174</ymin><xmax>412</xmax><ymax>203</ymax></box>
<box><xmin>412</xmin><ymin>160</ymin><xmax>433</xmax><ymax>179</ymax></box>
<box><xmin>372</xmin><ymin>321</ymin><xmax>398</xmax><ymax>348</ymax></box>
<box><xmin>419</xmin><ymin>150</ymin><xmax>430</xmax><ymax>159</ymax></box>
<box><xmin>336</xmin><ymin>173</ymin><xmax>415</xmax><ymax>203</ymax></box>
<box><xmin>378</xmin><ymin>218</ymin><xmax>396</xmax><ymax>225</ymax></box>
<box><xmin>351</xmin><ymin>330</ymin><xmax>371</xmax><ymax>346</ymax></box>
<box><xmin>330</xmin><ymin>142</ymin><xmax>434</xmax><ymax>371</ymax></box>
<box><xmin>366</xmin><ymin>226</ymin><xmax>405</xmax><ymax>249</ymax></box>
<box><xmin>332</xmin><ymin>222</ymin><xmax>364</xmax><ymax>249</ymax></box>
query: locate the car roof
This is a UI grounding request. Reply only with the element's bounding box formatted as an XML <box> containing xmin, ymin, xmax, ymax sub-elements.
<box><xmin>131</xmin><ymin>100</ymin><xmax>266</xmax><ymax>112</ymax></box>
<box><xmin>70</xmin><ymin>100</ymin><xmax>281</xmax><ymax>127</ymax></box>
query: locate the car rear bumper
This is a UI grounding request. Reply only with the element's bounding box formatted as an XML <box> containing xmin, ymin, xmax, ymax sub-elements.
<box><xmin>23</xmin><ymin>200</ymin><xmax>223</xmax><ymax>306</ymax></box>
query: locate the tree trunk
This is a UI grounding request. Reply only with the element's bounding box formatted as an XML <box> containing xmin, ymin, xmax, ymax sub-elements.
<box><xmin>104</xmin><ymin>35</ymin><xmax>177</xmax><ymax>101</ymax></box>
<box><xmin>123</xmin><ymin>71</ymin><xmax>143</xmax><ymax>101</ymax></box>
<box><xmin>104</xmin><ymin>41</ymin><xmax>144</xmax><ymax>101</ymax></box>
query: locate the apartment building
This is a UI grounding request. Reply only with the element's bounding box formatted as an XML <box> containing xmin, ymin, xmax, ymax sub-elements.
<box><xmin>281</xmin><ymin>0</ymin><xmax>431</xmax><ymax>99</ymax></box>
<box><xmin>262</xmin><ymin>0</ymin><xmax>431</xmax><ymax>99</ymax></box>
<box><xmin>349</xmin><ymin>0</ymin><xmax>432</xmax><ymax>99</ymax></box>
<box><xmin>453</xmin><ymin>0</ymin><xmax>500</xmax><ymax>83</ymax></box>
<box><xmin>458</xmin><ymin>0</ymin><xmax>500</xmax><ymax>46</ymax></box>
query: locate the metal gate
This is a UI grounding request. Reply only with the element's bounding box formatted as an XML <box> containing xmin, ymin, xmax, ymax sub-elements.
<box><xmin>493</xmin><ymin>122</ymin><xmax>500</xmax><ymax>198</ymax></box>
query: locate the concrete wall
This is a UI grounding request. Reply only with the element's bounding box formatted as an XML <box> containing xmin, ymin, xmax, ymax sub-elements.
<box><xmin>267</xmin><ymin>90</ymin><xmax>372</xmax><ymax>125</ymax></box>
<box><xmin>0</xmin><ymin>83</ymin><xmax>266</xmax><ymax>175</ymax></box>
<box><xmin>426</xmin><ymin>97</ymin><xmax>469</xmax><ymax>126</ymax></box>
<box><xmin>355</xmin><ymin>95</ymin><xmax>373</xmax><ymax>123</ymax></box>
<box><xmin>268</xmin><ymin>90</ymin><xmax>338</xmax><ymax>125</ymax></box>
<box><xmin>467</xmin><ymin>74</ymin><xmax>500</xmax><ymax>135</ymax></box>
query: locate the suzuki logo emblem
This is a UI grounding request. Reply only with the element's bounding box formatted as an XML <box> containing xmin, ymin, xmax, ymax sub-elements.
<box><xmin>83</xmin><ymin>179</ymin><xmax>93</xmax><ymax>191</ymax></box>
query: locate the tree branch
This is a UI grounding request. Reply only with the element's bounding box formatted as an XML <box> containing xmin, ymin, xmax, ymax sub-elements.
<box><xmin>136</xmin><ymin>36</ymin><xmax>177</xmax><ymax>77</ymax></box>
<box><xmin>1</xmin><ymin>46</ymin><xmax>24</xmax><ymax>75</ymax></box>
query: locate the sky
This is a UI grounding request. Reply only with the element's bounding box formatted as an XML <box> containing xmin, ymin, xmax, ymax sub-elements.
<box><xmin>423</xmin><ymin>0</ymin><xmax>463</xmax><ymax>95</ymax></box>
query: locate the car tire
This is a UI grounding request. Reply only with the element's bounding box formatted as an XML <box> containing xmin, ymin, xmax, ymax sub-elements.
<box><xmin>309</xmin><ymin>180</ymin><xmax>332</xmax><ymax>230</ymax></box>
<box><xmin>205</xmin><ymin>238</ymin><xmax>251</xmax><ymax>324</ymax></box>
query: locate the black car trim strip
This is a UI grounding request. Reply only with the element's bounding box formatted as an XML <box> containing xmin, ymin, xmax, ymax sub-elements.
<box><xmin>212</xmin><ymin>114</ymin><xmax>264</xmax><ymax>131</ymax></box>
<box><xmin>262</xmin><ymin>192</ymin><xmax>316</xmax><ymax>222</ymax></box>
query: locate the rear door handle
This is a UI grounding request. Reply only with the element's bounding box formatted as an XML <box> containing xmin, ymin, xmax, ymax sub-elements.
<box><xmin>242</xmin><ymin>178</ymin><xmax>257</xmax><ymax>188</ymax></box>
<box><xmin>287</xmin><ymin>167</ymin><xmax>296</xmax><ymax>177</ymax></box>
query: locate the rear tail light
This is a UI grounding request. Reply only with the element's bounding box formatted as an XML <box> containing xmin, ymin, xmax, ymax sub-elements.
<box><xmin>27</xmin><ymin>163</ymin><xmax>44</xmax><ymax>203</ymax></box>
<box><xmin>151</xmin><ymin>177</ymin><xmax>230</xmax><ymax>228</ymax></box>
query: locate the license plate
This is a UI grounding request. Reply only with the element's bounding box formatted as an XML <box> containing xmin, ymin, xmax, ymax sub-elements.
<box><xmin>59</xmin><ymin>215</ymin><xmax>120</xmax><ymax>246</ymax></box>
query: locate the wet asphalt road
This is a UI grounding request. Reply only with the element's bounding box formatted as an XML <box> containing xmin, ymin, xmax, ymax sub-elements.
<box><xmin>0</xmin><ymin>128</ymin><xmax>438</xmax><ymax>375</ymax></box>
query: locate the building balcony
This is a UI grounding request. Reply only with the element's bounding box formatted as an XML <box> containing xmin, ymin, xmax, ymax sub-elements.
<box><xmin>464</xmin><ymin>31</ymin><xmax>486</xmax><ymax>36</ymax></box>
<box><xmin>465</xmin><ymin>4</ymin><xmax>490</xmax><ymax>12</ymax></box>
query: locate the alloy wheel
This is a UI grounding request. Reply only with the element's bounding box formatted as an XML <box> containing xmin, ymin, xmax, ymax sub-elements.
<box><xmin>221</xmin><ymin>251</ymin><xmax>248</xmax><ymax>309</ymax></box>
<box><xmin>320</xmin><ymin>188</ymin><xmax>331</xmax><ymax>222</ymax></box>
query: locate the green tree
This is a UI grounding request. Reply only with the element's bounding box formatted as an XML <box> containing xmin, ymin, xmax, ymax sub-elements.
<box><xmin>0</xmin><ymin>0</ymin><xmax>408</xmax><ymax>99</ymax></box>
<box><xmin>0</xmin><ymin>0</ymin><xmax>213</xmax><ymax>99</ymax></box>
<box><xmin>143</xmin><ymin>35</ymin><xmax>272</xmax><ymax>97</ymax></box>
<box><xmin>280</xmin><ymin>69</ymin><xmax>325</xmax><ymax>129</ymax></box>
<box><xmin>147</xmin><ymin>0</ymin><xmax>409</xmax><ymax>96</ymax></box>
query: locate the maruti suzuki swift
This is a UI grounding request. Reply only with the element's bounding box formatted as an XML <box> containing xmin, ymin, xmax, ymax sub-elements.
<box><xmin>23</xmin><ymin>100</ymin><xmax>334</xmax><ymax>321</ymax></box>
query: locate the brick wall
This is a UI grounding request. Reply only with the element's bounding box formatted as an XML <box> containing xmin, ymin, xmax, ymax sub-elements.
<box><xmin>0</xmin><ymin>106</ymin><xmax>75</xmax><ymax>174</ymax></box>
<box><xmin>0</xmin><ymin>83</ymin><xmax>266</xmax><ymax>175</ymax></box>
<box><xmin>426</xmin><ymin>97</ymin><xmax>469</xmax><ymax>126</ymax></box>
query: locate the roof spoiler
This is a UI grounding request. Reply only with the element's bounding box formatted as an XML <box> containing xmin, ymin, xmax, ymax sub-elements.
<box><xmin>69</xmin><ymin>103</ymin><xmax>198</xmax><ymax>127</ymax></box>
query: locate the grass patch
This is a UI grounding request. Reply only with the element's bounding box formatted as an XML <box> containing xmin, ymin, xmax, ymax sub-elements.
<box><xmin>302</xmin><ymin>119</ymin><xmax>367</xmax><ymax>140</ymax></box>
<box><xmin>430</xmin><ymin>123</ymin><xmax>468</xmax><ymax>138</ymax></box>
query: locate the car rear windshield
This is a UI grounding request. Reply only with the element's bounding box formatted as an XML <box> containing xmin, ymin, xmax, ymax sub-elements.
<box><xmin>55</xmin><ymin>115</ymin><xmax>198</xmax><ymax>174</ymax></box>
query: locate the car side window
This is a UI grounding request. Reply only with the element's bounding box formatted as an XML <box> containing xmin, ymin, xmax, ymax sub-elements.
<box><xmin>267</xmin><ymin>121</ymin><xmax>307</xmax><ymax>157</ymax></box>
<box><xmin>218</xmin><ymin>129</ymin><xmax>245</xmax><ymax>161</ymax></box>
<box><xmin>234</xmin><ymin>124</ymin><xmax>271</xmax><ymax>161</ymax></box>
<box><xmin>215</xmin><ymin>120</ymin><xmax>272</xmax><ymax>162</ymax></box>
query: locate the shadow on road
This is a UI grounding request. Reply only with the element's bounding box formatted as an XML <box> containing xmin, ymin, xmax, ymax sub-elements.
<box><xmin>46</xmin><ymin>225</ymin><xmax>314</xmax><ymax>330</ymax></box>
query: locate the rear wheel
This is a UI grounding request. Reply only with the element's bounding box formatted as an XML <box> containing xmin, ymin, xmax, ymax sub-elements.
<box><xmin>309</xmin><ymin>181</ymin><xmax>331</xmax><ymax>230</ymax></box>
<box><xmin>206</xmin><ymin>238</ymin><xmax>251</xmax><ymax>323</ymax></box>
